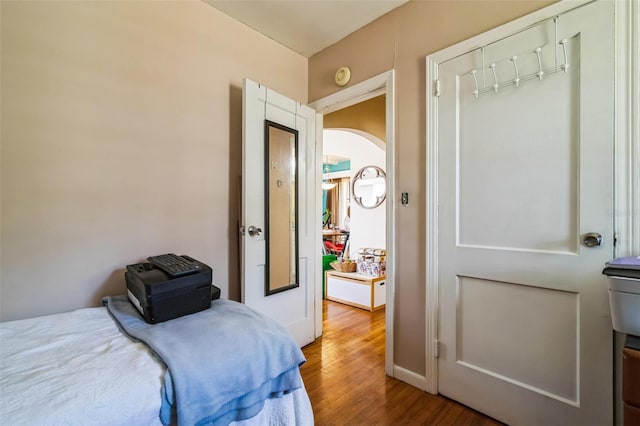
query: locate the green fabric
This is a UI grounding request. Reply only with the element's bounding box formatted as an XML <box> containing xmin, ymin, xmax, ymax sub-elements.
<box><xmin>322</xmin><ymin>255</ymin><xmax>337</xmax><ymax>298</ymax></box>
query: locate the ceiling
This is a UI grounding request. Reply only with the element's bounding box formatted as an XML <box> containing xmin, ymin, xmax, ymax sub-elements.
<box><xmin>203</xmin><ymin>0</ymin><xmax>409</xmax><ymax>58</ymax></box>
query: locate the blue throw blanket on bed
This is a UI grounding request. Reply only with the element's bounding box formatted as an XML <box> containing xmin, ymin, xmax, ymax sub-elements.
<box><xmin>103</xmin><ymin>295</ymin><xmax>306</xmax><ymax>426</ymax></box>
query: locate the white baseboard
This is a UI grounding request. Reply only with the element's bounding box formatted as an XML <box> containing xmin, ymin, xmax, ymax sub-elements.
<box><xmin>393</xmin><ymin>365</ymin><xmax>427</xmax><ymax>391</ymax></box>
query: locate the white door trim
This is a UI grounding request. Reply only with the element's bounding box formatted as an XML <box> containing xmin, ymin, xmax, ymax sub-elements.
<box><xmin>614</xmin><ymin>0</ymin><xmax>640</xmax><ymax>258</ymax></box>
<box><xmin>309</xmin><ymin>70</ymin><xmax>396</xmax><ymax>376</ymax></box>
<box><xmin>425</xmin><ymin>0</ymin><xmax>639</xmax><ymax>394</ymax></box>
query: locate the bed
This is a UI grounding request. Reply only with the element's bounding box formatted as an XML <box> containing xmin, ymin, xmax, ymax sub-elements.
<box><xmin>0</xmin><ymin>296</ymin><xmax>313</xmax><ymax>425</ymax></box>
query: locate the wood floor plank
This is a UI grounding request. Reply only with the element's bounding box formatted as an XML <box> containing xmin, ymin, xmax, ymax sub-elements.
<box><xmin>301</xmin><ymin>300</ymin><xmax>503</xmax><ymax>425</ymax></box>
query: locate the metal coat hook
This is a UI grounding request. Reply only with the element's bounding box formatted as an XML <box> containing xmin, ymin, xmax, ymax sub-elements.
<box><xmin>481</xmin><ymin>47</ymin><xmax>486</xmax><ymax>88</ymax></box>
<box><xmin>559</xmin><ymin>38</ymin><xmax>569</xmax><ymax>73</ymax></box>
<box><xmin>554</xmin><ymin>17</ymin><xmax>559</xmax><ymax>71</ymax></box>
<box><xmin>468</xmin><ymin>14</ymin><xmax>575</xmax><ymax>100</ymax></box>
<box><xmin>490</xmin><ymin>63</ymin><xmax>499</xmax><ymax>93</ymax></box>
<box><xmin>470</xmin><ymin>69</ymin><xmax>479</xmax><ymax>99</ymax></box>
<box><xmin>510</xmin><ymin>56</ymin><xmax>520</xmax><ymax>87</ymax></box>
<box><xmin>534</xmin><ymin>47</ymin><xmax>544</xmax><ymax>80</ymax></box>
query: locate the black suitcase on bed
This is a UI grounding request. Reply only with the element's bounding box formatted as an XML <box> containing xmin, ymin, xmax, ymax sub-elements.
<box><xmin>125</xmin><ymin>254</ymin><xmax>218</xmax><ymax>324</ymax></box>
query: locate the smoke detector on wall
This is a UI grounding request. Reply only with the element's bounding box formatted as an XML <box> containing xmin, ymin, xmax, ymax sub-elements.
<box><xmin>335</xmin><ymin>67</ymin><xmax>351</xmax><ymax>87</ymax></box>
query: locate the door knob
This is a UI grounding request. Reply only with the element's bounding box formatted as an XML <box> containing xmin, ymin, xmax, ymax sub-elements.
<box><xmin>247</xmin><ymin>226</ymin><xmax>262</xmax><ymax>237</ymax></box>
<box><xmin>582</xmin><ymin>232</ymin><xmax>602</xmax><ymax>248</ymax></box>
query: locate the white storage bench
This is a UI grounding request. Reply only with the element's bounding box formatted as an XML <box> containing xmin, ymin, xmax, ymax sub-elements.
<box><xmin>325</xmin><ymin>270</ymin><xmax>386</xmax><ymax>311</ymax></box>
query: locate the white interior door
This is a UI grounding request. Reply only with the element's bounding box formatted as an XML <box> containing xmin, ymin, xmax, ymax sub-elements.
<box><xmin>437</xmin><ymin>2</ymin><xmax>614</xmax><ymax>424</ymax></box>
<box><xmin>242</xmin><ymin>79</ymin><xmax>316</xmax><ymax>347</ymax></box>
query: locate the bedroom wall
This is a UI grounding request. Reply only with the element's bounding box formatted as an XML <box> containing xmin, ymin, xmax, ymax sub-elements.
<box><xmin>0</xmin><ymin>0</ymin><xmax>307</xmax><ymax>321</ymax></box>
<box><xmin>308</xmin><ymin>0</ymin><xmax>556</xmax><ymax>377</ymax></box>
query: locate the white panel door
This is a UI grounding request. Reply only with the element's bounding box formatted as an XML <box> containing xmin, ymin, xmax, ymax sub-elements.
<box><xmin>437</xmin><ymin>2</ymin><xmax>614</xmax><ymax>424</ymax></box>
<box><xmin>242</xmin><ymin>79</ymin><xmax>316</xmax><ymax>347</ymax></box>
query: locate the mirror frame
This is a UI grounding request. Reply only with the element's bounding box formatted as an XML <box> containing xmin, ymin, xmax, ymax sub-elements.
<box><xmin>351</xmin><ymin>165</ymin><xmax>387</xmax><ymax>209</ymax></box>
<box><xmin>264</xmin><ymin>120</ymin><xmax>300</xmax><ymax>296</ymax></box>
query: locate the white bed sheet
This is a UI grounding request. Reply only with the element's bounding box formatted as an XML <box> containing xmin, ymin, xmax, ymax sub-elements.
<box><xmin>0</xmin><ymin>306</ymin><xmax>313</xmax><ymax>425</ymax></box>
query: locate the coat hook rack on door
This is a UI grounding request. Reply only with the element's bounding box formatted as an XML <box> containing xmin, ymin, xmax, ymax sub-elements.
<box><xmin>468</xmin><ymin>16</ymin><xmax>572</xmax><ymax>99</ymax></box>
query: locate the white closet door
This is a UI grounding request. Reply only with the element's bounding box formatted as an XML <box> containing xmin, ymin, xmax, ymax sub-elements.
<box><xmin>437</xmin><ymin>1</ymin><xmax>614</xmax><ymax>424</ymax></box>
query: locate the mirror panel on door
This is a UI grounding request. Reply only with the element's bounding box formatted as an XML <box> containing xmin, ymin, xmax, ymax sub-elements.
<box><xmin>265</xmin><ymin>120</ymin><xmax>299</xmax><ymax>296</ymax></box>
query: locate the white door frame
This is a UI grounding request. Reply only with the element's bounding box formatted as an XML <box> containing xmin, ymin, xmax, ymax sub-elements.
<box><xmin>424</xmin><ymin>0</ymin><xmax>640</xmax><ymax>394</ymax></box>
<box><xmin>309</xmin><ymin>70</ymin><xmax>396</xmax><ymax>376</ymax></box>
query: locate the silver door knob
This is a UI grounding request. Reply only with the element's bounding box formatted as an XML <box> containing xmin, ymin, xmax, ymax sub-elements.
<box><xmin>582</xmin><ymin>232</ymin><xmax>602</xmax><ymax>247</ymax></box>
<box><xmin>247</xmin><ymin>226</ymin><xmax>262</xmax><ymax>237</ymax></box>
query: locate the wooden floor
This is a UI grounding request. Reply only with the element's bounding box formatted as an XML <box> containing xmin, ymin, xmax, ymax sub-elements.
<box><xmin>300</xmin><ymin>300</ymin><xmax>502</xmax><ymax>426</ymax></box>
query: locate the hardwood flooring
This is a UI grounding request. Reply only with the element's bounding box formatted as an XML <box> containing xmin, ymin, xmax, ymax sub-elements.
<box><xmin>300</xmin><ymin>300</ymin><xmax>503</xmax><ymax>426</ymax></box>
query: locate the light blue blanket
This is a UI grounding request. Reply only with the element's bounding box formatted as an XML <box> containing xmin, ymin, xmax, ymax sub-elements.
<box><xmin>103</xmin><ymin>295</ymin><xmax>306</xmax><ymax>426</ymax></box>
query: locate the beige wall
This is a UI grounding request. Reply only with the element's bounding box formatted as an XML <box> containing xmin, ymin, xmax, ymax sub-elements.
<box><xmin>309</xmin><ymin>0</ymin><xmax>555</xmax><ymax>376</ymax></box>
<box><xmin>324</xmin><ymin>95</ymin><xmax>386</xmax><ymax>142</ymax></box>
<box><xmin>0</xmin><ymin>0</ymin><xmax>307</xmax><ymax>321</ymax></box>
<box><xmin>0</xmin><ymin>0</ymin><xmax>559</xmax><ymax>380</ymax></box>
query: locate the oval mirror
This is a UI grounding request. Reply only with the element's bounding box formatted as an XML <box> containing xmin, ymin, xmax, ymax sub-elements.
<box><xmin>351</xmin><ymin>165</ymin><xmax>386</xmax><ymax>209</ymax></box>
